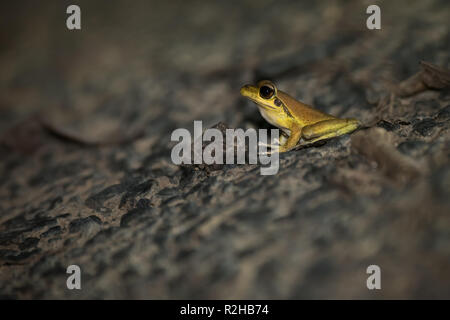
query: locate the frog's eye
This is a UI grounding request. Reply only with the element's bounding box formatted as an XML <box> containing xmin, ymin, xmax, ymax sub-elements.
<box><xmin>259</xmin><ymin>85</ymin><xmax>274</xmax><ymax>99</ymax></box>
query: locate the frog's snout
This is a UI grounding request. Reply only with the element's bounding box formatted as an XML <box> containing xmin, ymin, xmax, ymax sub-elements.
<box><xmin>240</xmin><ymin>84</ymin><xmax>257</xmax><ymax>98</ymax></box>
<box><xmin>240</xmin><ymin>85</ymin><xmax>251</xmax><ymax>96</ymax></box>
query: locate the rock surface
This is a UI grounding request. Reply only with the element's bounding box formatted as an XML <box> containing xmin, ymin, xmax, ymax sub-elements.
<box><xmin>0</xmin><ymin>0</ymin><xmax>449</xmax><ymax>299</ymax></box>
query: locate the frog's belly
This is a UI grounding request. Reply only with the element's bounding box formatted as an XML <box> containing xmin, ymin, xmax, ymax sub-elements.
<box><xmin>258</xmin><ymin>108</ymin><xmax>291</xmax><ymax>136</ymax></box>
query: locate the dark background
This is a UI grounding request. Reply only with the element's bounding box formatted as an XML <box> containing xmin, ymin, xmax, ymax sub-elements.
<box><xmin>0</xmin><ymin>0</ymin><xmax>449</xmax><ymax>299</ymax></box>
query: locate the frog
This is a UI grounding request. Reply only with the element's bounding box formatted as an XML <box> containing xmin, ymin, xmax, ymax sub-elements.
<box><xmin>240</xmin><ymin>80</ymin><xmax>360</xmax><ymax>153</ymax></box>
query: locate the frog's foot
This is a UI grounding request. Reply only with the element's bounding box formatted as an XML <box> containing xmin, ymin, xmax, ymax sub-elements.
<box><xmin>258</xmin><ymin>137</ymin><xmax>282</xmax><ymax>155</ymax></box>
<box><xmin>257</xmin><ymin>138</ymin><xmax>280</xmax><ymax>148</ymax></box>
<box><xmin>257</xmin><ymin>143</ymin><xmax>294</xmax><ymax>155</ymax></box>
<box><xmin>258</xmin><ymin>145</ymin><xmax>282</xmax><ymax>156</ymax></box>
<box><xmin>258</xmin><ymin>148</ymin><xmax>279</xmax><ymax>156</ymax></box>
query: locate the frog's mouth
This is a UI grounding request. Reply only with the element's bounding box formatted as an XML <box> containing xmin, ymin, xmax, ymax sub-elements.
<box><xmin>253</xmin><ymin>101</ymin><xmax>276</xmax><ymax>110</ymax></box>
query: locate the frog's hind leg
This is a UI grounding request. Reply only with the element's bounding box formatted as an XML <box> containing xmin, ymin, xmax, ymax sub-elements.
<box><xmin>300</xmin><ymin>118</ymin><xmax>360</xmax><ymax>145</ymax></box>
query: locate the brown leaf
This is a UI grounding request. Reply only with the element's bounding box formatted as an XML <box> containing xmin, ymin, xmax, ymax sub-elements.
<box><xmin>397</xmin><ymin>61</ymin><xmax>450</xmax><ymax>97</ymax></box>
<box><xmin>420</xmin><ymin>61</ymin><xmax>450</xmax><ymax>89</ymax></box>
<box><xmin>351</xmin><ymin>128</ymin><xmax>424</xmax><ymax>186</ymax></box>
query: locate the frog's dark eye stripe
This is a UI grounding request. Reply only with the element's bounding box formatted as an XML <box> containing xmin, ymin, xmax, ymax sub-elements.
<box><xmin>259</xmin><ymin>85</ymin><xmax>274</xmax><ymax>99</ymax></box>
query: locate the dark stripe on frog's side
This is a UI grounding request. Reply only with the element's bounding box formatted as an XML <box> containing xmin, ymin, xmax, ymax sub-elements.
<box><xmin>281</xmin><ymin>103</ymin><xmax>294</xmax><ymax>119</ymax></box>
<box><xmin>277</xmin><ymin>91</ymin><xmax>336</xmax><ymax>126</ymax></box>
<box><xmin>275</xmin><ymin>96</ymin><xmax>294</xmax><ymax>119</ymax></box>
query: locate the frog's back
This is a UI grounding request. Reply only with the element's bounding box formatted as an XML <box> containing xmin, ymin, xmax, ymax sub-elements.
<box><xmin>277</xmin><ymin>90</ymin><xmax>335</xmax><ymax>126</ymax></box>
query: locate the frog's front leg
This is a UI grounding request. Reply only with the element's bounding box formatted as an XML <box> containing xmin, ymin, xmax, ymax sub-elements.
<box><xmin>258</xmin><ymin>127</ymin><xmax>301</xmax><ymax>155</ymax></box>
<box><xmin>279</xmin><ymin>126</ymin><xmax>302</xmax><ymax>152</ymax></box>
<box><xmin>257</xmin><ymin>132</ymin><xmax>289</xmax><ymax>148</ymax></box>
<box><xmin>301</xmin><ymin>118</ymin><xmax>360</xmax><ymax>144</ymax></box>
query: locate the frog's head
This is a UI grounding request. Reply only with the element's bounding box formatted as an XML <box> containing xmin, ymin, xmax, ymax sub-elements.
<box><xmin>240</xmin><ymin>80</ymin><xmax>283</xmax><ymax>112</ymax></box>
<box><xmin>240</xmin><ymin>80</ymin><xmax>294</xmax><ymax>127</ymax></box>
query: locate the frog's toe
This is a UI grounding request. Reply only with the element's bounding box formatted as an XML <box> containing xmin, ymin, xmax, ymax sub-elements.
<box><xmin>258</xmin><ymin>151</ymin><xmax>277</xmax><ymax>156</ymax></box>
<box><xmin>258</xmin><ymin>141</ymin><xmax>280</xmax><ymax>148</ymax></box>
<box><xmin>258</xmin><ymin>145</ymin><xmax>280</xmax><ymax>156</ymax></box>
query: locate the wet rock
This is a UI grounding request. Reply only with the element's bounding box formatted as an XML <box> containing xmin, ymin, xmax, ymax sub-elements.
<box><xmin>28</xmin><ymin>162</ymin><xmax>85</xmax><ymax>187</ymax></box>
<box><xmin>85</xmin><ymin>184</ymin><xmax>127</xmax><ymax>211</ymax></box>
<box><xmin>69</xmin><ymin>216</ymin><xmax>102</xmax><ymax>234</ymax></box>
<box><xmin>41</xmin><ymin>226</ymin><xmax>62</xmax><ymax>238</ymax></box>
<box><xmin>136</xmin><ymin>198</ymin><xmax>151</xmax><ymax>209</ymax></box>
<box><xmin>436</xmin><ymin>105</ymin><xmax>450</xmax><ymax>120</ymax></box>
<box><xmin>413</xmin><ymin>118</ymin><xmax>437</xmax><ymax>136</ymax></box>
<box><xmin>397</xmin><ymin>140</ymin><xmax>430</xmax><ymax>158</ymax></box>
<box><xmin>1</xmin><ymin>0</ymin><xmax>449</xmax><ymax>300</ymax></box>
<box><xmin>414</xmin><ymin>99</ymin><xmax>442</xmax><ymax>114</ymax></box>
<box><xmin>18</xmin><ymin>237</ymin><xmax>40</xmax><ymax>250</ymax></box>
<box><xmin>0</xmin><ymin>231</ymin><xmax>23</xmax><ymax>246</ymax></box>
<box><xmin>120</xmin><ymin>208</ymin><xmax>154</xmax><ymax>227</ymax></box>
<box><xmin>0</xmin><ymin>249</ymin><xmax>19</xmax><ymax>260</ymax></box>
<box><xmin>182</xmin><ymin>122</ymin><xmax>232</xmax><ymax>173</ymax></box>
<box><xmin>1</xmin><ymin>249</ymin><xmax>41</xmax><ymax>262</ymax></box>
<box><xmin>376</xmin><ymin>120</ymin><xmax>398</xmax><ymax>131</ymax></box>
<box><xmin>118</xmin><ymin>180</ymin><xmax>153</xmax><ymax>209</ymax></box>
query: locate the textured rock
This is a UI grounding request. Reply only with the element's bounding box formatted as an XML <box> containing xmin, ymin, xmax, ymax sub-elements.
<box><xmin>0</xmin><ymin>0</ymin><xmax>449</xmax><ymax>299</ymax></box>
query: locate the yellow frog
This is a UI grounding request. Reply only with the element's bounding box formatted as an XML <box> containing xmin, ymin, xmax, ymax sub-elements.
<box><xmin>240</xmin><ymin>80</ymin><xmax>360</xmax><ymax>153</ymax></box>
